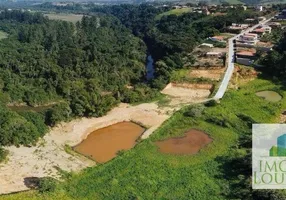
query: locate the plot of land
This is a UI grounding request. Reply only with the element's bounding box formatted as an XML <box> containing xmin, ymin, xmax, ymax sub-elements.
<box><xmin>161</xmin><ymin>83</ymin><xmax>212</xmax><ymax>105</ymax></box>
<box><xmin>189</xmin><ymin>68</ymin><xmax>225</xmax><ymax>81</ymax></box>
<box><xmin>44</xmin><ymin>13</ymin><xmax>83</xmax><ymax>23</ymax></box>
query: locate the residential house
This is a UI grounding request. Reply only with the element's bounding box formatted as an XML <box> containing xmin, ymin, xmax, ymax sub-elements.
<box><xmin>275</xmin><ymin>9</ymin><xmax>286</xmax><ymax>20</ymax></box>
<box><xmin>256</xmin><ymin>5</ymin><xmax>263</xmax><ymax>12</ymax></box>
<box><xmin>238</xmin><ymin>33</ymin><xmax>258</xmax><ymax>44</ymax></box>
<box><xmin>267</xmin><ymin>22</ymin><xmax>281</xmax><ymax>28</ymax></box>
<box><xmin>209</xmin><ymin>36</ymin><xmax>225</xmax><ymax>42</ymax></box>
<box><xmin>236</xmin><ymin>50</ymin><xmax>256</xmax><ymax>58</ymax></box>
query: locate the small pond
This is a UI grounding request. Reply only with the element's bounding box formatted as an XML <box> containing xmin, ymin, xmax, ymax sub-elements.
<box><xmin>74</xmin><ymin>121</ymin><xmax>145</xmax><ymax>163</ymax></box>
<box><xmin>156</xmin><ymin>129</ymin><xmax>212</xmax><ymax>155</ymax></box>
<box><xmin>256</xmin><ymin>91</ymin><xmax>282</xmax><ymax>102</ymax></box>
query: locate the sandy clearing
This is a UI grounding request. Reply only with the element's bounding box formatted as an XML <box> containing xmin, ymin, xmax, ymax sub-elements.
<box><xmin>0</xmin><ymin>103</ymin><xmax>170</xmax><ymax>194</ymax></box>
<box><xmin>161</xmin><ymin>83</ymin><xmax>211</xmax><ymax>106</ymax></box>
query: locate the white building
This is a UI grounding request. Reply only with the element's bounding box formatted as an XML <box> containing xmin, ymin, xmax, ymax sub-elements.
<box><xmin>256</xmin><ymin>5</ymin><xmax>263</xmax><ymax>12</ymax></box>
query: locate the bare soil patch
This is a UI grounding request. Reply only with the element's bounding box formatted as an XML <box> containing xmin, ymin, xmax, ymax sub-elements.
<box><xmin>230</xmin><ymin>65</ymin><xmax>258</xmax><ymax>88</ymax></box>
<box><xmin>161</xmin><ymin>83</ymin><xmax>212</xmax><ymax>105</ymax></box>
<box><xmin>189</xmin><ymin>68</ymin><xmax>225</xmax><ymax>81</ymax></box>
<box><xmin>156</xmin><ymin>129</ymin><xmax>212</xmax><ymax>155</ymax></box>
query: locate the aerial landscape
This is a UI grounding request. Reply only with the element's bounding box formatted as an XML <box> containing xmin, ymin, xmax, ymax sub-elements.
<box><xmin>0</xmin><ymin>0</ymin><xmax>285</xmax><ymax>199</ymax></box>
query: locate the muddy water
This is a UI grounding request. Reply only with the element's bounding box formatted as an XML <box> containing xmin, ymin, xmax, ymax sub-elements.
<box><xmin>256</xmin><ymin>91</ymin><xmax>282</xmax><ymax>102</ymax></box>
<box><xmin>74</xmin><ymin>122</ymin><xmax>145</xmax><ymax>163</ymax></box>
<box><xmin>156</xmin><ymin>129</ymin><xmax>212</xmax><ymax>155</ymax></box>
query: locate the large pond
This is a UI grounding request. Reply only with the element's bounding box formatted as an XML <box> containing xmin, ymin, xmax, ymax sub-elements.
<box><xmin>156</xmin><ymin>129</ymin><xmax>212</xmax><ymax>155</ymax></box>
<box><xmin>256</xmin><ymin>91</ymin><xmax>282</xmax><ymax>102</ymax></box>
<box><xmin>74</xmin><ymin>122</ymin><xmax>145</xmax><ymax>163</ymax></box>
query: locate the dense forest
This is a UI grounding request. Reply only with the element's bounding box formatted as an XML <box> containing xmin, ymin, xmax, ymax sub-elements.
<box><xmin>0</xmin><ymin>2</ymin><xmax>285</xmax><ymax>200</ymax></box>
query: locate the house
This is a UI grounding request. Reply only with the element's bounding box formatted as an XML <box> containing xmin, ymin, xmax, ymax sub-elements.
<box><xmin>275</xmin><ymin>9</ymin><xmax>286</xmax><ymax>20</ymax></box>
<box><xmin>236</xmin><ymin>57</ymin><xmax>254</xmax><ymax>66</ymax></box>
<box><xmin>232</xmin><ymin>23</ymin><xmax>249</xmax><ymax>29</ymax></box>
<box><xmin>262</xmin><ymin>26</ymin><xmax>272</xmax><ymax>33</ymax></box>
<box><xmin>267</xmin><ymin>22</ymin><xmax>281</xmax><ymax>28</ymax></box>
<box><xmin>238</xmin><ymin>33</ymin><xmax>258</xmax><ymax>44</ymax></box>
<box><xmin>228</xmin><ymin>23</ymin><xmax>249</xmax><ymax>33</ymax></box>
<box><xmin>200</xmin><ymin>43</ymin><xmax>214</xmax><ymax>48</ymax></box>
<box><xmin>202</xmin><ymin>7</ymin><xmax>210</xmax><ymax>15</ymax></box>
<box><xmin>256</xmin><ymin>5</ymin><xmax>263</xmax><ymax>12</ymax></box>
<box><xmin>172</xmin><ymin>6</ymin><xmax>181</xmax><ymax>9</ymax></box>
<box><xmin>209</xmin><ymin>36</ymin><xmax>225</xmax><ymax>42</ymax></box>
<box><xmin>236</xmin><ymin>51</ymin><xmax>256</xmax><ymax>58</ymax></box>
<box><xmin>242</xmin><ymin>6</ymin><xmax>247</xmax><ymax>11</ymax></box>
<box><xmin>251</xmin><ymin>28</ymin><xmax>266</xmax><ymax>36</ymax></box>
<box><xmin>245</xmin><ymin>18</ymin><xmax>255</xmax><ymax>22</ymax></box>
<box><xmin>206</xmin><ymin>52</ymin><xmax>223</xmax><ymax>58</ymax></box>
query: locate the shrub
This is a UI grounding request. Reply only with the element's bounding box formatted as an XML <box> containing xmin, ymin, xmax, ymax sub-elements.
<box><xmin>205</xmin><ymin>99</ymin><xmax>218</xmax><ymax>107</ymax></box>
<box><xmin>184</xmin><ymin>104</ymin><xmax>205</xmax><ymax>118</ymax></box>
<box><xmin>45</xmin><ymin>102</ymin><xmax>72</xmax><ymax>126</ymax></box>
<box><xmin>0</xmin><ymin>147</ymin><xmax>8</xmax><ymax>163</ymax></box>
<box><xmin>38</xmin><ymin>177</ymin><xmax>58</xmax><ymax>193</ymax></box>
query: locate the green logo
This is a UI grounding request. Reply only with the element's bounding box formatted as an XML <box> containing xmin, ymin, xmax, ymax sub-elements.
<box><xmin>269</xmin><ymin>134</ymin><xmax>286</xmax><ymax>156</ymax></box>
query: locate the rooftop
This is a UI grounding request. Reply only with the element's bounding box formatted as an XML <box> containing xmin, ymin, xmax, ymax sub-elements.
<box><xmin>253</xmin><ymin>28</ymin><xmax>265</xmax><ymax>33</ymax></box>
<box><xmin>237</xmin><ymin>51</ymin><xmax>256</xmax><ymax>57</ymax></box>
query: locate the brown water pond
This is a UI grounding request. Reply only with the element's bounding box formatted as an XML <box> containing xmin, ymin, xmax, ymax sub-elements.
<box><xmin>74</xmin><ymin>121</ymin><xmax>145</xmax><ymax>163</ymax></box>
<box><xmin>156</xmin><ymin>129</ymin><xmax>212</xmax><ymax>155</ymax></box>
<box><xmin>256</xmin><ymin>91</ymin><xmax>282</xmax><ymax>102</ymax></box>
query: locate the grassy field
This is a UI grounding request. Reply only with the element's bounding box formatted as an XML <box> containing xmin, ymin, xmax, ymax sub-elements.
<box><xmin>1</xmin><ymin>77</ymin><xmax>286</xmax><ymax>199</ymax></box>
<box><xmin>155</xmin><ymin>8</ymin><xmax>192</xmax><ymax>20</ymax></box>
<box><xmin>44</xmin><ymin>13</ymin><xmax>83</xmax><ymax>23</ymax></box>
<box><xmin>0</xmin><ymin>31</ymin><xmax>8</xmax><ymax>40</ymax></box>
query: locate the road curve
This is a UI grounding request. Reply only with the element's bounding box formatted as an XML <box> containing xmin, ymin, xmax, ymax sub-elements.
<box><xmin>213</xmin><ymin>17</ymin><xmax>273</xmax><ymax>100</ymax></box>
